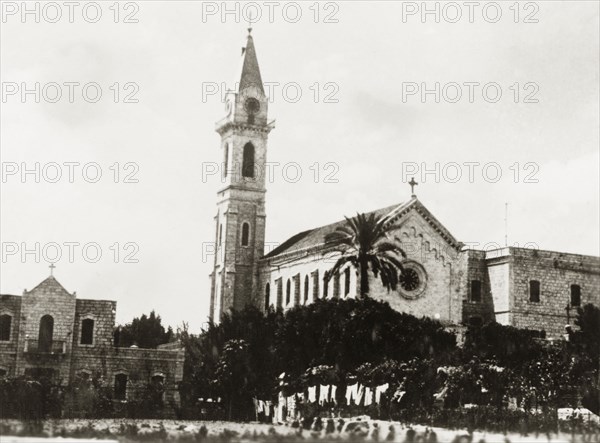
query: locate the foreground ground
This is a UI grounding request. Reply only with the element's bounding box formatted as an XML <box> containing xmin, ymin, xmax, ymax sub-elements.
<box><xmin>1</xmin><ymin>418</ymin><xmax>596</xmax><ymax>443</ymax></box>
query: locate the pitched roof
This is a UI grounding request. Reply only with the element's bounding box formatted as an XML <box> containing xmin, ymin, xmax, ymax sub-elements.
<box><xmin>261</xmin><ymin>198</ymin><xmax>462</xmax><ymax>262</ymax></box>
<box><xmin>28</xmin><ymin>275</ymin><xmax>72</xmax><ymax>296</ymax></box>
<box><xmin>238</xmin><ymin>33</ymin><xmax>264</xmax><ymax>94</ymax></box>
<box><xmin>262</xmin><ymin>202</ymin><xmax>409</xmax><ymax>260</ymax></box>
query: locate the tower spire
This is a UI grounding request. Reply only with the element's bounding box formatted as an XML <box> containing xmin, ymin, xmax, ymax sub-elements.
<box><xmin>238</xmin><ymin>28</ymin><xmax>264</xmax><ymax>94</ymax></box>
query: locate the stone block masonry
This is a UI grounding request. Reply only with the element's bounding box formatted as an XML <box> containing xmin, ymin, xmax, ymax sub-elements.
<box><xmin>0</xmin><ymin>275</ymin><xmax>185</xmax><ymax>417</ymax></box>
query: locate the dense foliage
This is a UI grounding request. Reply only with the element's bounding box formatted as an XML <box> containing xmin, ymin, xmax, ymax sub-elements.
<box><xmin>179</xmin><ymin>298</ymin><xmax>456</xmax><ymax>420</ymax></box>
<box><xmin>179</xmin><ymin>300</ymin><xmax>599</xmax><ymax>427</ymax></box>
<box><xmin>114</xmin><ymin>310</ymin><xmax>174</xmax><ymax>348</ymax></box>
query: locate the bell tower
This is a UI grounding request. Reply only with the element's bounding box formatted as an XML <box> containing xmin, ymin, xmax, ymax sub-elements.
<box><xmin>209</xmin><ymin>29</ymin><xmax>275</xmax><ymax>323</ymax></box>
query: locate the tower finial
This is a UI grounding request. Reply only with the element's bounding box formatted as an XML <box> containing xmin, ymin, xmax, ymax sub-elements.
<box><xmin>247</xmin><ymin>11</ymin><xmax>254</xmax><ymax>34</ymax></box>
<box><xmin>49</xmin><ymin>262</ymin><xmax>56</xmax><ymax>276</ymax></box>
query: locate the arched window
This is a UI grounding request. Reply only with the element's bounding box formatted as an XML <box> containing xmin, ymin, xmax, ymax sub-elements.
<box><xmin>276</xmin><ymin>279</ymin><xmax>283</xmax><ymax>308</ymax></box>
<box><xmin>344</xmin><ymin>268</ymin><xmax>351</xmax><ymax>297</ymax></box>
<box><xmin>241</xmin><ymin>223</ymin><xmax>250</xmax><ymax>246</ymax></box>
<box><xmin>151</xmin><ymin>374</ymin><xmax>165</xmax><ymax>387</ymax></box>
<box><xmin>265</xmin><ymin>283</ymin><xmax>271</xmax><ymax>310</ymax></box>
<box><xmin>0</xmin><ymin>314</ymin><xmax>12</xmax><ymax>341</ymax></box>
<box><xmin>571</xmin><ymin>284</ymin><xmax>581</xmax><ymax>307</ymax></box>
<box><xmin>80</xmin><ymin>318</ymin><xmax>94</xmax><ymax>345</ymax></box>
<box><xmin>39</xmin><ymin>315</ymin><xmax>54</xmax><ymax>352</ymax></box>
<box><xmin>304</xmin><ymin>275</ymin><xmax>309</xmax><ymax>303</ymax></box>
<box><xmin>114</xmin><ymin>373</ymin><xmax>128</xmax><ymax>400</ymax></box>
<box><xmin>333</xmin><ymin>272</ymin><xmax>341</xmax><ymax>298</ymax></box>
<box><xmin>218</xmin><ymin>224</ymin><xmax>223</xmax><ymax>246</ymax></box>
<box><xmin>323</xmin><ymin>272</ymin><xmax>329</xmax><ymax>298</ymax></box>
<box><xmin>312</xmin><ymin>270</ymin><xmax>319</xmax><ymax>299</ymax></box>
<box><xmin>286</xmin><ymin>279</ymin><xmax>291</xmax><ymax>305</ymax></box>
<box><xmin>242</xmin><ymin>143</ymin><xmax>255</xmax><ymax>178</ymax></box>
<box><xmin>529</xmin><ymin>280</ymin><xmax>540</xmax><ymax>302</ymax></box>
<box><xmin>223</xmin><ymin>143</ymin><xmax>229</xmax><ymax>178</ymax></box>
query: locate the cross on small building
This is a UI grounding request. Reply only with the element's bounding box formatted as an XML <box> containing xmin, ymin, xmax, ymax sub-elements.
<box><xmin>49</xmin><ymin>263</ymin><xmax>56</xmax><ymax>276</ymax></box>
<box><xmin>409</xmin><ymin>177</ymin><xmax>418</xmax><ymax>196</ymax></box>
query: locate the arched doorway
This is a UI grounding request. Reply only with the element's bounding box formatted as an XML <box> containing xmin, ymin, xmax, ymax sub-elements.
<box><xmin>38</xmin><ymin>315</ymin><xmax>54</xmax><ymax>352</ymax></box>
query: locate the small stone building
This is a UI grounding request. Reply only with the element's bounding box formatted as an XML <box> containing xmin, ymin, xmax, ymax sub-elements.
<box><xmin>0</xmin><ymin>274</ymin><xmax>184</xmax><ymax>414</ymax></box>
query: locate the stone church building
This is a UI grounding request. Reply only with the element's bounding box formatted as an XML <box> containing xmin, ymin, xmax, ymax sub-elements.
<box><xmin>0</xmin><ymin>274</ymin><xmax>184</xmax><ymax>413</ymax></box>
<box><xmin>209</xmin><ymin>30</ymin><xmax>600</xmax><ymax>339</ymax></box>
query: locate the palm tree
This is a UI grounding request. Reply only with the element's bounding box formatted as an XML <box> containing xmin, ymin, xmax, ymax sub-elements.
<box><xmin>324</xmin><ymin>212</ymin><xmax>406</xmax><ymax>298</ymax></box>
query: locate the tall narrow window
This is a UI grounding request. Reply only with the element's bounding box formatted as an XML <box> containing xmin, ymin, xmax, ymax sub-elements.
<box><xmin>218</xmin><ymin>224</ymin><xmax>223</xmax><ymax>246</ymax></box>
<box><xmin>265</xmin><ymin>283</ymin><xmax>271</xmax><ymax>310</ymax></box>
<box><xmin>242</xmin><ymin>143</ymin><xmax>255</xmax><ymax>178</ymax></box>
<box><xmin>344</xmin><ymin>268</ymin><xmax>351</xmax><ymax>297</ymax></box>
<box><xmin>0</xmin><ymin>315</ymin><xmax>11</xmax><ymax>341</ymax></box>
<box><xmin>276</xmin><ymin>279</ymin><xmax>283</xmax><ymax>308</ymax></box>
<box><xmin>333</xmin><ymin>272</ymin><xmax>341</xmax><ymax>298</ymax></box>
<box><xmin>241</xmin><ymin>223</ymin><xmax>250</xmax><ymax>246</ymax></box>
<box><xmin>570</xmin><ymin>284</ymin><xmax>581</xmax><ymax>307</ymax></box>
<box><xmin>323</xmin><ymin>272</ymin><xmax>329</xmax><ymax>298</ymax></box>
<box><xmin>312</xmin><ymin>270</ymin><xmax>320</xmax><ymax>299</ymax></box>
<box><xmin>286</xmin><ymin>279</ymin><xmax>291</xmax><ymax>306</ymax></box>
<box><xmin>304</xmin><ymin>275</ymin><xmax>309</xmax><ymax>304</ymax></box>
<box><xmin>39</xmin><ymin>315</ymin><xmax>54</xmax><ymax>352</ymax></box>
<box><xmin>529</xmin><ymin>280</ymin><xmax>540</xmax><ymax>302</ymax></box>
<box><xmin>470</xmin><ymin>280</ymin><xmax>482</xmax><ymax>303</ymax></box>
<box><xmin>114</xmin><ymin>374</ymin><xmax>128</xmax><ymax>400</ymax></box>
<box><xmin>293</xmin><ymin>274</ymin><xmax>301</xmax><ymax>306</ymax></box>
<box><xmin>223</xmin><ymin>143</ymin><xmax>229</xmax><ymax>178</ymax></box>
<box><xmin>80</xmin><ymin>318</ymin><xmax>94</xmax><ymax>345</ymax></box>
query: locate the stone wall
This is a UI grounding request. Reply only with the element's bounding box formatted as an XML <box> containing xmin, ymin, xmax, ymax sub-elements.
<box><xmin>460</xmin><ymin>250</ymin><xmax>495</xmax><ymax>325</ymax></box>
<box><xmin>73</xmin><ymin>299</ymin><xmax>116</xmax><ymax>348</ymax></box>
<box><xmin>0</xmin><ymin>294</ymin><xmax>22</xmax><ymax>376</ymax></box>
<box><xmin>71</xmin><ymin>346</ymin><xmax>185</xmax><ymax>414</ymax></box>
<box><xmin>507</xmin><ymin>248</ymin><xmax>600</xmax><ymax>338</ymax></box>
<box><xmin>0</xmin><ymin>276</ymin><xmax>185</xmax><ymax>417</ymax></box>
<box><xmin>17</xmin><ymin>277</ymin><xmax>76</xmax><ymax>382</ymax></box>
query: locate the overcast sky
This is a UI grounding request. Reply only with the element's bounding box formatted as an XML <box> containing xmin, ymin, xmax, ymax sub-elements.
<box><xmin>1</xmin><ymin>1</ymin><xmax>598</xmax><ymax>332</ymax></box>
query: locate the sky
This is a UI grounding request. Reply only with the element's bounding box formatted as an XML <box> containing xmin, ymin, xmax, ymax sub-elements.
<box><xmin>1</xmin><ymin>1</ymin><xmax>599</xmax><ymax>332</ymax></box>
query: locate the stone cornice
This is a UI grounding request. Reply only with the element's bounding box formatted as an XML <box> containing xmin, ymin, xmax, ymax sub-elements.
<box><xmin>215</xmin><ymin>120</ymin><xmax>275</xmax><ymax>135</ymax></box>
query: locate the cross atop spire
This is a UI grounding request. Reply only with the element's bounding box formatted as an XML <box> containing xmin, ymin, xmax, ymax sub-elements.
<box><xmin>48</xmin><ymin>263</ymin><xmax>56</xmax><ymax>276</ymax></box>
<box><xmin>247</xmin><ymin>10</ymin><xmax>255</xmax><ymax>34</ymax></box>
<box><xmin>409</xmin><ymin>177</ymin><xmax>418</xmax><ymax>197</ymax></box>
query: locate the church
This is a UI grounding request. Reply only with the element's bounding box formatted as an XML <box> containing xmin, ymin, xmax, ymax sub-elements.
<box><xmin>209</xmin><ymin>30</ymin><xmax>600</xmax><ymax>339</ymax></box>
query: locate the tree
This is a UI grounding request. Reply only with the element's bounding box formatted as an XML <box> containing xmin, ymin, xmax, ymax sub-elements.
<box><xmin>324</xmin><ymin>212</ymin><xmax>406</xmax><ymax>297</ymax></box>
<box><xmin>115</xmin><ymin>310</ymin><xmax>174</xmax><ymax>349</ymax></box>
<box><xmin>213</xmin><ymin>339</ymin><xmax>253</xmax><ymax>420</ymax></box>
<box><xmin>573</xmin><ymin>303</ymin><xmax>600</xmax><ymax>365</ymax></box>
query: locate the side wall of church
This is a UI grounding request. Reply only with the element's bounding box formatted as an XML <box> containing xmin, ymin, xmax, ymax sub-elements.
<box><xmin>258</xmin><ymin>210</ymin><xmax>465</xmax><ymax>324</ymax></box>
<box><xmin>507</xmin><ymin>248</ymin><xmax>600</xmax><ymax>338</ymax></box>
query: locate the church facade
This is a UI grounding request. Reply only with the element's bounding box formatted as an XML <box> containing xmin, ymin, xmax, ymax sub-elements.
<box><xmin>0</xmin><ymin>274</ymin><xmax>184</xmax><ymax>414</ymax></box>
<box><xmin>209</xmin><ymin>31</ymin><xmax>600</xmax><ymax>339</ymax></box>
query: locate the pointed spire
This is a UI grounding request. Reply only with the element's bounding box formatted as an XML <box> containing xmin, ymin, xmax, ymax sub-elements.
<box><xmin>238</xmin><ymin>30</ymin><xmax>264</xmax><ymax>94</ymax></box>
